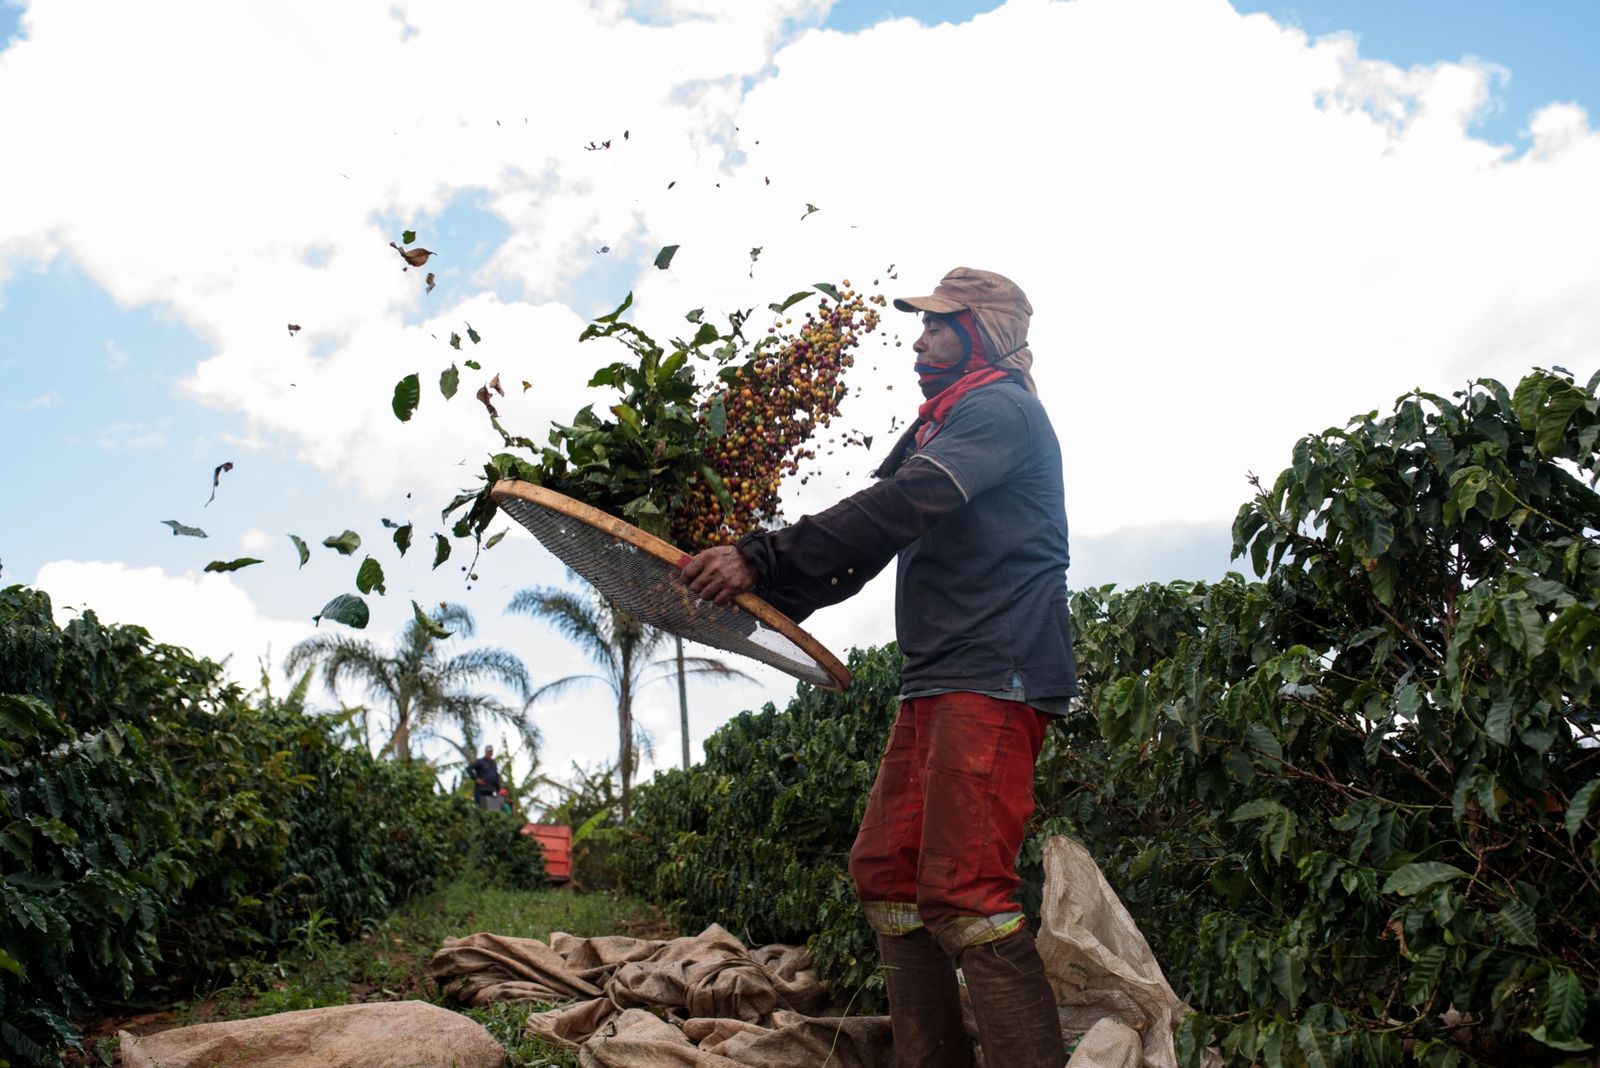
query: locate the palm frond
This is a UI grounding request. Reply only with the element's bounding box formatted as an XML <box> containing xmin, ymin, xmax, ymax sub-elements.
<box><xmin>436</xmin><ymin>647</ymin><xmax>533</xmax><ymax>701</ymax></box>
<box><xmin>507</xmin><ymin>587</ymin><xmax>617</xmax><ymax>672</ymax></box>
<box><xmin>528</xmin><ymin>673</ymin><xmax>610</xmax><ymax>705</ymax></box>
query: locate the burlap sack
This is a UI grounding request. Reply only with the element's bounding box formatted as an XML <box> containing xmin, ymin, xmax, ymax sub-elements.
<box><xmin>428</xmin><ymin>836</ymin><xmax>1214</xmax><ymax>1067</ymax></box>
<box><xmin>116</xmin><ymin>1000</ymin><xmax>504</xmax><ymax>1068</ymax></box>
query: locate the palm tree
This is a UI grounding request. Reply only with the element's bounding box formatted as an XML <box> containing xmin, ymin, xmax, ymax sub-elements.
<box><xmin>507</xmin><ymin>587</ymin><xmax>749</xmax><ymax>820</ymax></box>
<box><xmin>285</xmin><ymin>603</ymin><xmax>532</xmax><ymax>763</ymax></box>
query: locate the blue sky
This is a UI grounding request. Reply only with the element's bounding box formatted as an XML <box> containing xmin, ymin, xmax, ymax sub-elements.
<box><xmin>2</xmin><ymin>0</ymin><xmax>1598</xmax><ymax>780</ymax></box>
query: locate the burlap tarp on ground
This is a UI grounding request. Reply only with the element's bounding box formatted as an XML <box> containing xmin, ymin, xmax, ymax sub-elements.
<box><xmin>430</xmin><ymin>836</ymin><xmax>1214</xmax><ymax>1067</ymax></box>
<box><xmin>117</xmin><ymin>1000</ymin><xmax>504</xmax><ymax>1068</ymax></box>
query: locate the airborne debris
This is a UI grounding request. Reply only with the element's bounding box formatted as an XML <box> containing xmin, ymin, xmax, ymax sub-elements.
<box><xmin>488</xmin><ymin>374</ymin><xmax>505</xmax><ymax>397</ymax></box>
<box><xmin>801</xmin><ymin>203</ymin><xmax>820</xmax><ymax>221</ymax></box>
<box><xmin>162</xmin><ymin>520</ymin><xmax>207</xmax><ymax>538</ymax></box>
<box><xmin>425</xmin><ymin>272</ymin><xmax>436</xmax><ymax>294</ymax></box>
<box><xmin>389</xmin><ymin>242</ymin><xmax>435</xmax><ymax>270</ymax></box>
<box><xmin>287</xmin><ymin>323</ymin><xmax>301</xmax><ymax>336</ymax></box>
<box><xmin>475</xmin><ymin>384</ymin><xmax>498</xmax><ymax>418</ymax></box>
<box><xmin>205</xmin><ymin>462</ymin><xmax>233</xmax><ymax>507</ymax></box>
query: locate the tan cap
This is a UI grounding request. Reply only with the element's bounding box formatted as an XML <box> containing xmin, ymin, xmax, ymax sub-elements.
<box><xmin>894</xmin><ymin>267</ymin><xmax>1037</xmax><ymax>393</ymax></box>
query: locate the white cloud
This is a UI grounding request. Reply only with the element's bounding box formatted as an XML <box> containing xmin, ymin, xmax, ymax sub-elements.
<box><xmin>10</xmin><ymin>390</ymin><xmax>59</xmax><ymax>410</ymax></box>
<box><xmin>96</xmin><ymin>420</ymin><xmax>167</xmax><ymax>450</ymax></box>
<box><xmin>239</xmin><ymin>528</ymin><xmax>274</xmax><ymax>553</ymax></box>
<box><xmin>31</xmin><ymin>560</ymin><xmax>319</xmax><ymax>688</ymax></box>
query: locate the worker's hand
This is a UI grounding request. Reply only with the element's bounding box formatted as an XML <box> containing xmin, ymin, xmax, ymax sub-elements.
<box><xmin>682</xmin><ymin>545</ymin><xmax>757</xmax><ymax>605</ymax></box>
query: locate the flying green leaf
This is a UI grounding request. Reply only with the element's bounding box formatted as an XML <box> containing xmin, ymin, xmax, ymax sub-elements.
<box><xmin>709</xmin><ymin>394</ymin><xmax>727</xmax><ymax>438</ymax></box>
<box><xmin>393</xmin><ymin>523</ymin><xmax>413</xmax><ymax>557</ymax></box>
<box><xmin>432</xmin><ymin>533</ymin><xmax>452</xmax><ymax>570</ymax></box>
<box><xmin>355</xmin><ymin>556</ymin><xmax>386</xmax><ymax>595</ymax></box>
<box><xmin>313</xmin><ymin>593</ymin><xmax>369</xmax><ymax>629</ymax></box>
<box><xmin>203</xmin><ymin>558</ymin><xmax>262</xmax><ymax>573</ymax></box>
<box><xmin>288</xmin><ymin>534</ymin><xmax>309</xmax><ymax>568</ymax></box>
<box><xmin>323</xmin><ymin>530</ymin><xmax>361</xmax><ymax>556</ymax></box>
<box><xmin>654</xmin><ymin>244</ymin><xmax>680</xmax><ymax>270</ymax></box>
<box><xmin>800</xmin><ymin>202</ymin><xmax>820</xmax><ymax>220</ymax></box>
<box><xmin>484</xmin><ymin>530</ymin><xmax>507</xmax><ymax>550</ymax></box>
<box><xmin>450</xmin><ymin>332</ymin><xmax>462</xmax><ymax>349</ymax></box>
<box><xmin>401</xmin><ymin>229</ymin><xmax>416</xmax><ymax>244</ymax></box>
<box><xmin>440</xmin><ymin>364</ymin><xmax>460</xmax><ymax>400</ymax></box>
<box><xmin>768</xmin><ymin>291</ymin><xmax>812</xmax><ymax>314</ymax></box>
<box><xmin>684</xmin><ymin>307</ymin><xmax>703</xmax><ymax>324</ymax></box>
<box><xmin>465</xmin><ymin>359</ymin><xmax>481</xmax><ymax>371</ymax></box>
<box><xmin>162</xmin><ymin>520</ymin><xmax>208</xmax><ymax>538</ymax></box>
<box><xmin>814</xmin><ymin>282</ymin><xmax>841</xmax><ymax>301</ymax></box>
<box><xmin>411</xmin><ymin>600</ymin><xmax>452</xmax><ymax>639</ymax></box>
<box><xmin>392</xmin><ymin>373</ymin><xmax>421</xmax><ymax>422</ymax></box>
<box><xmin>465</xmin><ymin>322</ymin><xmax>481</xmax><ymax>344</ymax></box>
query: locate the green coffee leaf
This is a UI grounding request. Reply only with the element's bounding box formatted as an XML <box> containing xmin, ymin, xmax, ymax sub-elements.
<box><xmin>1489</xmin><ymin>900</ymin><xmax>1537</xmax><ymax>946</ymax></box>
<box><xmin>466</xmin><ymin>322</ymin><xmax>481</xmax><ymax>344</ymax></box>
<box><xmin>814</xmin><ymin>282</ymin><xmax>841</xmax><ymax>301</ymax></box>
<box><xmin>699</xmin><ymin>463</ymin><xmax>735</xmax><ymax>517</ymax></box>
<box><xmin>709</xmin><ymin>394</ymin><xmax>727</xmax><ymax>438</ymax></box>
<box><xmin>401</xmin><ymin>229</ymin><xmax>416</xmax><ymax>244</ymax></box>
<box><xmin>163</xmin><ymin>520</ymin><xmax>208</xmax><ymax>538</ymax></box>
<box><xmin>411</xmin><ymin>600</ymin><xmax>452</xmax><ymax>639</ymax></box>
<box><xmin>484</xmin><ymin>530</ymin><xmax>507</xmax><ymax>550</ymax></box>
<box><xmin>203</xmin><ymin>558</ymin><xmax>262</xmax><ymax>573</ymax></box>
<box><xmin>392</xmin><ymin>373</ymin><xmax>421</xmax><ymax>422</ymax></box>
<box><xmin>1402</xmin><ymin>944</ymin><xmax>1445</xmax><ymax>1006</ymax></box>
<box><xmin>440</xmin><ymin>363</ymin><xmax>460</xmax><ymax>400</ymax></box>
<box><xmin>654</xmin><ymin>244</ymin><xmax>679</xmax><ymax>270</ymax></box>
<box><xmin>465</xmin><ymin>359</ymin><xmax>481</xmax><ymax>370</ymax></box>
<box><xmin>323</xmin><ymin>530</ymin><xmax>361</xmax><ymax>556</ymax></box>
<box><xmin>313</xmin><ymin>593</ymin><xmax>368</xmax><ymax>629</ymax></box>
<box><xmin>1381</xmin><ymin>862</ymin><xmax>1468</xmax><ymax>896</ymax></box>
<box><xmin>1542</xmin><ymin>967</ymin><xmax>1586</xmax><ymax>1043</ymax></box>
<box><xmin>393</xmin><ymin>523</ymin><xmax>413</xmax><ymax>557</ymax></box>
<box><xmin>450</xmin><ymin>332</ymin><xmax>462</xmax><ymax>349</ymax></box>
<box><xmin>596</xmin><ymin>292</ymin><xmax>634</xmax><ymax>324</ymax></box>
<box><xmin>355</xmin><ymin>556</ymin><xmax>386</xmax><ymax>595</ymax></box>
<box><xmin>432</xmin><ymin>533</ymin><xmax>452</xmax><ymax>570</ymax></box>
<box><xmin>1567</xmin><ymin>775</ymin><xmax>1600</xmax><ymax>837</ymax></box>
<box><xmin>288</xmin><ymin>534</ymin><xmax>310</xmax><ymax>567</ymax></box>
<box><xmin>684</xmin><ymin>307</ymin><xmax>703</xmax><ymax>324</ymax></box>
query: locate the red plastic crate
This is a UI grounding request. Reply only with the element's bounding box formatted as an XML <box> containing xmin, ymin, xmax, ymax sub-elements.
<box><xmin>520</xmin><ymin>823</ymin><xmax>572</xmax><ymax>882</ymax></box>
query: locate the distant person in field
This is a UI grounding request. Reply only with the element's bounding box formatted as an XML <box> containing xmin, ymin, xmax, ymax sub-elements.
<box><xmin>685</xmin><ymin>267</ymin><xmax>1075</xmax><ymax>1067</ymax></box>
<box><xmin>467</xmin><ymin>745</ymin><xmax>502</xmax><ymax>811</ymax></box>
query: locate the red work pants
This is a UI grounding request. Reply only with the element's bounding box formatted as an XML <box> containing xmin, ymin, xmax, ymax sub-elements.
<box><xmin>848</xmin><ymin>691</ymin><xmax>1049</xmax><ymax>955</ymax></box>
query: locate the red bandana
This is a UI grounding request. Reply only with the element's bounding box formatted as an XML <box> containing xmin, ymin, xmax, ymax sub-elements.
<box><xmin>914</xmin><ymin>311</ymin><xmax>1009</xmax><ymax>448</ymax></box>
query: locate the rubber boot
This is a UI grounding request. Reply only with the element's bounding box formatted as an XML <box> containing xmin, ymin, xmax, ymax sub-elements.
<box><xmin>958</xmin><ymin>929</ymin><xmax>1065</xmax><ymax>1068</ymax></box>
<box><xmin>878</xmin><ymin>929</ymin><xmax>975</xmax><ymax>1068</ymax></box>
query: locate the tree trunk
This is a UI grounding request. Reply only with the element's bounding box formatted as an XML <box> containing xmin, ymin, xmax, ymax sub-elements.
<box><xmin>619</xmin><ymin>678</ymin><xmax>633</xmax><ymax>823</ymax></box>
<box><xmin>676</xmin><ymin>636</ymin><xmax>690</xmax><ymax>771</ymax></box>
<box><xmin>393</xmin><ymin>698</ymin><xmax>411</xmax><ymax>762</ymax></box>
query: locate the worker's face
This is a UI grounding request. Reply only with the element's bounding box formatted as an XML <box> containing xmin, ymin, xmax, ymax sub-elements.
<box><xmin>913</xmin><ymin>314</ymin><xmax>964</xmax><ymax>371</ymax></box>
<box><xmin>913</xmin><ymin>313</ymin><xmax>966</xmax><ymax>398</ymax></box>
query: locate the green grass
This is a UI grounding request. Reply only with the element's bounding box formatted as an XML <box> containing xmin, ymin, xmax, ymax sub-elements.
<box><xmin>79</xmin><ymin>880</ymin><xmax>669</xmax><ymax>1068</ymax></box>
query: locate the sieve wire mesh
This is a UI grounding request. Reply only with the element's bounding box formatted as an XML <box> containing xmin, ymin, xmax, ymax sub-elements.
<box><xmin>497</xmin><ymin>495</ymin><xmax>839</xmax><ymax>689</ymax></box>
